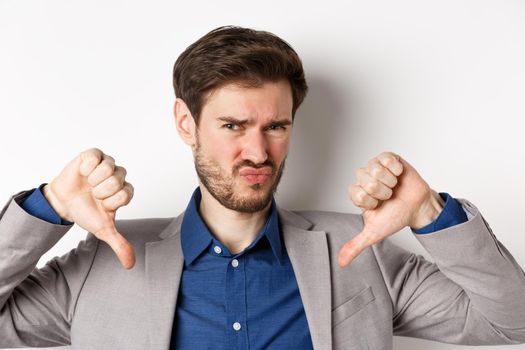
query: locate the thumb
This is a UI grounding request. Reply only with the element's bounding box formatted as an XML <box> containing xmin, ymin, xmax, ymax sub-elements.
<box><xmin>95</xmin><ymin>226</ymin><xmax>136</xmax><ymax>269</ymax></box>
<box><xmin>337</xmin><ymin>232</ymin><xmax>370</xmax><ymax>268</ymax></box>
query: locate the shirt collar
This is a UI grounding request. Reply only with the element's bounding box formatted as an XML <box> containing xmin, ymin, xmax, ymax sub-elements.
<box><xmin>180</xmin><ymin>187</ymin><xmax>285</xmax><ymax>266</ymax></box>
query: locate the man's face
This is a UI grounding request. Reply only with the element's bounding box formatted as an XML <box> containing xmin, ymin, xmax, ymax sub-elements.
<box><xmin>193</xmin><ymin>79</ymin><xmax>293</xmax><ymax>213</ymax></box>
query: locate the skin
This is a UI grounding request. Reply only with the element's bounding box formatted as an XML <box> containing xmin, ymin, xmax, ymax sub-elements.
<box><xmin>43</xmin><ymin>151</ymin><xmax>135</xmax><ymax>268</ymax></box>
<box><xmin>43</xmin><ymin>79</ymin><xmax>444</xmax><ymax>269</ymax></box>
<box><xmin>174</xmin><ymin>80</ymin><xmax>293</xmax><ymax>255</ymax></box>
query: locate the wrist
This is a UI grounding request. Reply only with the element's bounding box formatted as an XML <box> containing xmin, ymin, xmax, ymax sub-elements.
<box><xmin>409</xmin><ymin>189</ymin><xmax>445</xmax><ymax>230</ymax></box>
<box><xmin>42</xmin><ymin>183</ymin><xmax>73</xmax><ymax>222</ymax></box>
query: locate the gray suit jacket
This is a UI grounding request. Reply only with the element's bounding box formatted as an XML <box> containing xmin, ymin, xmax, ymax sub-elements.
<box><xmin>1</xmin><ymin>190</ymin><xmax>525</xmax><ymax>349</ymax></box>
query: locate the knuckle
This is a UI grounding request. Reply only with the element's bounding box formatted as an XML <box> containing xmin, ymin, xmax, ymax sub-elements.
<box><xmin>127</xmin><ymin>183</ymin><xmax>135</xmax><ymax>196</ymax></box>
<box><xmin>91</xmin><ymin>187</ymin><xmax>105</xmax><ymax>199</ymax></box>
<box><xmin>117</xmin><ymin>166</ymin><xmax>127</xmax><ymax>177</ymax></box>
<box><xmin>357</xmin><ymin>189</ymin><xmax>368</xmax><ymax>203</ymax></box>
<box><xmin>113</xmin><ymin>185</ymin><xmax>134</xmax><ymax>206</ymax></box>
<box><xmin>364</xmin><ymin>231</ymin><xmax>379</xmax><ymax>244</ymax></box>
<box><xmin>84</xmin><ymin>147</ymin><xmax>102</xmax><ymax>159</ymax></box>
<box><xmin>378</xmin><ymin>188</ymin><xmax>391</xmax><ymax>200</ymax></box>
<box><xmin>95</xmin><ymin>228</ymin><xmax>112</xmax><ymax>241</ymax></box>
<box><xmin>89</xmin><ymin>147</ymin><xmax>103</xmax><ymax>153</ymax></box>
<box><xmin>381</xmin><ymin>151</ymin><xmax>395</xmax><ymax>158</ymax></box>
<box><xmin>112</xmin><ymin>194</ymin><xmax>124</xmax><ymax>207</ymax></box>
<box><xmin>113</xmin><ymin>239</ymin><xmax>128</xmax><ymax>254</ymax></box>
<box><xmin>386</xmin><ymin>154</ymin><xmax>399</xmax><ymax>166</ymax></box>
<box><xmin>365</xmin><ymin>181</ymin><xmax>379</xmax><ymax>193</ymax></box>
<box><xmin>86</xmin><ymin>174</ymin><xmax>98</xmax><ymax>187</ymax></box>
<box><xmin>102</xmin><ymin>198</ymin><xmax>116</xmax><ymax>211</ymax></box>
<box><xmin>82</xmin><ymin>154</ymin><xmax>99</xmax><ymax>166</ymax></box>
<box><xmin>390</xmin><ymin>175</ymin><xmax>398</xmax><ymax>186</ymax></box>
<box><xmin>370</xmin><ymin>165</ymin><xmax>384</xmax><ymax>178</ymax></box>
<box><xmin>107</xmin><ymin>176</ymin><xmax>122</xmax><ymax>190</ymax></box>
<box><xmin>352</xmin><ymin>191</ymin><xmax>362</xmax><ymax>204</ymax></box>
<box><xmin>383</xmin><ymin>156</ymin><xmax>395</xmax><ymax>166</ymax></box>
<box><xmin>352</xmin><ymin>186</ymin><xmax>359</xmax><ymax>198</ymax></box>
<box><xmin>120</xmin><ymin>187</ymin><xmax>130</xmax><ymax>199</ymax></box>
<box><xmin>125</xmin><ymin>192</ymin><xmax>133</xmax><ymax>205</ymax></box>
<box><xmin>367</xmin><ymin>158</ymin><xmax>378</xmax><ymax>168</ymax></box>
<box><xmin>120</xmin><ymin>192</ymin><xmax>130</xmax><ymax>204</ymax></box>
<box><xmin>99</xmin><ymin>163</ymin><xmax>114</xmax><ymax>176</ymax></box>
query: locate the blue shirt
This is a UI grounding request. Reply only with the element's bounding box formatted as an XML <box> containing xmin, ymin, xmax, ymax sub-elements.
<box><xmin>19</xmin><ymin>184</ymin><xmax>73</xmax><ymax>225</ymax></box>
<box><xmin>19</xmin><ymin>185</ymin><xmax>468</xmax><ymax>349</ymax></box>
<box><xmin>412</xmin><ymin>191</ymin><xmax>468</xmax><ymax>234</ymax></box>
<box><xmin>172</xmin><ymin>188</ymin><xmax>313</xmax><ymax>349</ymax></box>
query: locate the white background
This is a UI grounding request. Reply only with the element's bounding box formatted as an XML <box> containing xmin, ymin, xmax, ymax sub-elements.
<box><xmin>1</xmin><ymin>0</ymin><xmax>524</xmax><ymax>349</ymax></box>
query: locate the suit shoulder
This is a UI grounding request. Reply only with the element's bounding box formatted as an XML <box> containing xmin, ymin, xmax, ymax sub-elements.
<box><xmin>292</xmin><ymin>209</ymin><xmax>363</xmax><ymax>227</ymax></box>
<box><xmin>114</xmin><ymin>217</ymin><xmax>175</xmax><ymax>243</ymax></box>
<box><xmin>292</xmin><ymin>209</ymin><xmax>364</xmax><ymax>233</ymax></box>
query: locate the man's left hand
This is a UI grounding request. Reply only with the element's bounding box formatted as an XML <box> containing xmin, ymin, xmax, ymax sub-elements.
<box><xmin>338</xmin><ymin>151</ymin><xmax>445</xmax><ymax>267</ymax></box>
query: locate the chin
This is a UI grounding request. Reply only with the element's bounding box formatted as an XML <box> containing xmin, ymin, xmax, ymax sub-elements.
<box><xmin>242</xmin><ymin>180</ymin><xmax>274</xmax><ymax>193</ymax></box>
<box><xmin>234</xmin><ymin>183</ymin><xmax>273</xmax><ymax>203</ymax></box>
<box><xmin>248</xmin><ymin>183</ymin><xmax>265</xmax><ymax>191</ymax></box>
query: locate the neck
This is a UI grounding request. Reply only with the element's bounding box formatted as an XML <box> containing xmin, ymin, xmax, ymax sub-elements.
<box><xmin>198</xmin><ymin>185</ymin><xmax>272</xmax><ymax>255</ymax></box>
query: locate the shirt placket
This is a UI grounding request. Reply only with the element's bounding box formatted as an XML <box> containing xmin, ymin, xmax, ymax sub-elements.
<box><xmin>225</xmin><ymin>253</ymin><xmax>248</xmax><ymax>350</ymax></box>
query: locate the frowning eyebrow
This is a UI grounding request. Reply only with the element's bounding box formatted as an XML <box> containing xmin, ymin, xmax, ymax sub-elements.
<box><xmin>217</xmin><ymin>116</ymin><xmax>249</xmax><ymax>125</ymax></box>
<box><xmin>217</xmin><ymin>116</ymin><xmax>292</xmax><ymax>127</ymax></box>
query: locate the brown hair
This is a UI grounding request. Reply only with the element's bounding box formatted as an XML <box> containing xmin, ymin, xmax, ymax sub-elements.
<box><xmin>172</xmin><ymin>25</ymin><xmax>308</xmax><ymax>124</ymax></box>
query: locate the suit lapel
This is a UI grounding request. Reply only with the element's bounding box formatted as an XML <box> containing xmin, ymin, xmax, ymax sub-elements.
<box><xmin>279</xmin><ymin>208</ymin><xmax>333</xmax><ymax>350</ymax></box>
<box><xmin>143</xmin><ymin>208</ymin><xmax>333</xmax><ymax>350</ymax></box>
<box><xmin>145</xmin><ymin>214</ymin><xmax>185</xmax><ymax>350</ymax></box>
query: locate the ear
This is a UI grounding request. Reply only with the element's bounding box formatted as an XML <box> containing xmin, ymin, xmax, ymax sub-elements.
<box><xmin>173</xmin><ymin>98</ymin><xmax>196</xmax><ymax>146</ymax></box>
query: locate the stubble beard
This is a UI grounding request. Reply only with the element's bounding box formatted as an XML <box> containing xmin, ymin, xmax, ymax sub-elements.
<box><xmin>193</xmin><ymin>137</ymin><xmax>286</xmax><ymax>213</ymax></box>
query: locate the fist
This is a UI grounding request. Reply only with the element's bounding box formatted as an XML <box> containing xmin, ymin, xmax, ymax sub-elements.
<box><xmin>338</xmin><ymin>151</ymin><xmax>443</xmax><ymax>268</ymax></box>
<box><xmin>43</xmin><ymin>148</ymin><xmax>135</xmax><ymax>269</ymax></box>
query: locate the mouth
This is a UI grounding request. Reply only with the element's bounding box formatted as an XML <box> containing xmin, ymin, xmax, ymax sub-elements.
<box><xmin>239</xmin><ymin>167</ymin><xmax>273</xmax><ymax>185</ymax></box>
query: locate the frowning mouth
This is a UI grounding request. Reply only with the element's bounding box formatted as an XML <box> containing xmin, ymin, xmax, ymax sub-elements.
<box><xmin>239</xmin><ymin>167</ymin><xmax>273</xmax><ymax>184</ymax></box>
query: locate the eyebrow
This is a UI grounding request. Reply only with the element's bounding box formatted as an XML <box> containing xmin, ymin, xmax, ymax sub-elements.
<box><xmin>217</xmin><ymin>116</ymin><xmax>249</xmax><ymax>125</ymax></box>
<box><xmin>217</xmin><ymin>116</ymin><xmax>292</xmax><ymax>127</ymax></box>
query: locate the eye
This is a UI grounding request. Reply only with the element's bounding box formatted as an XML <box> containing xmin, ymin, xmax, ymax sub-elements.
<box><xmin>223</xmin><ymin>123</ymin><xmax>240</xmax><ymax>130</ymax></box>
<box><xmin>267</xmin><ymin>124</ymin><xmax>287</xmax><ymax>131</ymax></box>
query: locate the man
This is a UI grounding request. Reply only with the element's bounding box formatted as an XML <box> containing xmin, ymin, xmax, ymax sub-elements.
<box><xmin>1</xmin><ymin>26</ymin><xmax>524</xmax><ymax>350</ymax></box>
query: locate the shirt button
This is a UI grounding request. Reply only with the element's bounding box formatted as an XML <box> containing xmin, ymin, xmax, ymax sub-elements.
<box><xmin>231</xmin><ymin>259</ymin><xmax>239</xmax><ymax>268</ymax></box>
<box><xmin>233</xmin><ymin>322</ymin><xmax>242</xmax><ymax>331</ymax></box>
<box><xmin>213</xmin><ymin>246</ymin><xmax>222</xmax><ymax>254</ymax></box>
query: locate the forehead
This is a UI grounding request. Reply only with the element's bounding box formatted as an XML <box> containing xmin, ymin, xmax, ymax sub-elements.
<box><xmin>200</xmin><ymin>80</ymin><xmax>293</xmax><ymax>122</ymax></box>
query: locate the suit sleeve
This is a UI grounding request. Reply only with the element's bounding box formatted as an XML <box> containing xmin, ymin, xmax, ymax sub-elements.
<box><xmin>371</xmin><ymin>198</ymin><xmax>525</xmax><ymax>345</ymax></box>
<box><xmin>0</xmin><ymin>190</ymin><xmax>99</xmax><ymax>348</ymax></box>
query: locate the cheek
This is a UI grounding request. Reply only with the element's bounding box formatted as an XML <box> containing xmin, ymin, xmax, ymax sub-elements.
<box><xmin>201</xmin><ymin>134</ymin><xmax>239</xmax><ymax>164</ymax></box>
<box><xmin>268</xmin><ymin>139</ymin><xmax>289</xmax><ymax>162</ymax></box>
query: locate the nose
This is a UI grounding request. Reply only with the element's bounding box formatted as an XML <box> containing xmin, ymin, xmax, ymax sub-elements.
<box><xmin>241</xmin><ymin>131</ymin><xmax>268</xmax><ymax>165</ymax></box>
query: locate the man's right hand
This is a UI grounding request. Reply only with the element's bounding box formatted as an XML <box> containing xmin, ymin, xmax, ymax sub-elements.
<box><xmin>42</xmin><ymin>148</ymin><xmax>135</xmax><ymax>269</ymax></box>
